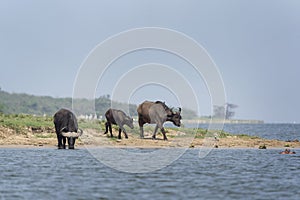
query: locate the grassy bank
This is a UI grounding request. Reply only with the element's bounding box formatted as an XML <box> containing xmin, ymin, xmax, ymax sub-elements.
<box><xmin>0</xmin><ymin>114</ymin><xmax>299</xmax><ymax>148</ymax></box>
<box><xmin>0</xmin><ymin>114</ymin><xmax>53</xmax><ymax>134</ymax></box>
<box><xmin>0</xmin><ymin>113</ymin><xmax>106</xmax><ymax>132</ymax></box>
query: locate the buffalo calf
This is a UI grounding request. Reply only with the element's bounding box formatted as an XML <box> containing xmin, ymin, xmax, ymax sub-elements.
<box><xmin>104</xmin><ymin>108</ymin><xmax>134</xmax><ymax>139</ymax></box>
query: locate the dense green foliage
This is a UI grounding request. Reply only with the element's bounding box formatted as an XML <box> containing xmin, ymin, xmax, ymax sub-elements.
<box><xmin>0</xmin><ymin>91</ymin><xmax>138</xmax><ymax>117</ymax></box>
<box><xmin>0</xmin><ymin>91</ymin><xmax>71</xmax><ymax>115</ymax></box>
<box><xmin>0</xmin><ymin>90</ymin><xmax>198</xmax><ymax>118</ymax></box>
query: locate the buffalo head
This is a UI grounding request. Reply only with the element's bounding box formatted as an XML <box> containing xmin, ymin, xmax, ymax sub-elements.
<box><xmin>169</xmin><ymin>107</ymin><xmax>182</xmax><ymax>127</ymax></box>
<box><xmin>124</xmin><ymin>116</ymin><xmax>134</xmax><ymax>129</ymax></box>
<box><xmin>61</xmin><ymin>128</ymin><xmax>83</xmax><ymax>149</ymax></box>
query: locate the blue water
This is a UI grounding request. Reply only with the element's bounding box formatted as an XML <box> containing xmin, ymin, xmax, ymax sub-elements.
<box><xmin>185</xmin><ymin>123</ymin><xmax>300</xmax><ymax>141</ymax></box>
<box><xmin>0</xmin><ymin>148</ymin><xmax>299</xmax><ymax>200</ymax></box>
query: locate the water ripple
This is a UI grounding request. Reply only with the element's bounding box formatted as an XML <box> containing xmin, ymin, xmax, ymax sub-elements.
<box><xmin>0</xmin><ymin>148</ymin><xmax>300</xmax><ymax>200</ymax></box>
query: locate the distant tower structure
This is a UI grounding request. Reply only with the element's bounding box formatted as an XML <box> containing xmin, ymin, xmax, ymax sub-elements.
<box><xmin>224</xmin><ymin>103</ymin><xmax>238</xmax><ymax>119</ymax></box>
<box><xmin>213</xmin><ymin>103</ymin><xmax>238</xmax><ymax>119</ymax></box>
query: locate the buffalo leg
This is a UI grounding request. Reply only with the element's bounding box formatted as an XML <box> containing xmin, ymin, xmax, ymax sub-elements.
<box><xmin>104</xmin><ymin>122</ymin><xmax>109</xmax><ymax>134</ymax></box>
<box><xmin>139</xmin><ymin>127</ymin><xmax>144</xmax><ymax>139</ymax></box>
<box><xmin>57</xmin><ymin>134</ymin><xmax>63</xmax><ymax>149</ymax></box>
<box><xmin>108</xmin><ymin>123</ymin><xmax>113</xmax><ymax>137</ymax></box>
<box><xmin>62</xmin><ymin>136</ymin><xmax>66</xmax><ymax>149</ymax></box>
<box><xmin>123</xmin><ymin>130</ymin><xmax>128</xmax><ymax>139</ymax></box>
<box><xmin>161</xmin><ymin>127</ymin><xmax>168</xmax><ymax>140</ymax></box>
<box><xmin>138</xmin><ymin>118</ymin><xmax>145</xmax><ymax>139</ymax></box>
<box><xmin>104</xmin><ymin>122</ymin><xmax>113</xmax><ymax>137</ymax></box>
<box><xmin>152</xmin><ymin>125</ymin><xmax>159</xmax><ymax>140</ymax></box>
<box><xmin>119</xmin><ymin>126</ymin><xmax>128</xmax><ymax>139</ymax></box>
<box><xmin>118</xmin><ymin>128</ymin><xmax>122</xmax><ymax>139</ymax></box>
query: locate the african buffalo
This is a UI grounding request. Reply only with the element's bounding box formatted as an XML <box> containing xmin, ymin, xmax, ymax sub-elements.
<box><xmin>137</xmin><ymin>101</ymin><xmax>182</xmax><ymax>140</ymax></box>
<box><xmin>104</xmin><ymin>108</ymin><xmax>134</xmax><ymax>139</ymax></box>
<box><xmin>53</xmin><ymin>108</ymin><xmax>83</xmax><ymax>149</ymax></box>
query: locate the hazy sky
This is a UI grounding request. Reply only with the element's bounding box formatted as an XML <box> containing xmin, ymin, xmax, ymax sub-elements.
<box><xmin>0</xmin><ymin>0</ymin><xmax>300</xmax><ymax>123</ymax></box>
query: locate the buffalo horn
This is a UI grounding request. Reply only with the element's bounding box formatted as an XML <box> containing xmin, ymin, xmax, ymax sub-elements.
<box><xmin>60</xmin><ymin>127</ymin><xmax>67</xmax><ymax>132</ymax></box>
<box><xmin>61</xmin><ymin>129</ymin><xmax>83</xmax><ymax>138</ymax></box>
<box><xmin>61</xmin><ymin>131</ymin><xmax>82</xmax><ymax>138</ymax></box>
<box><xmin>171</xmin><ymin>107</ymin><xmax>180</xmax><ymax>114</ymax></box>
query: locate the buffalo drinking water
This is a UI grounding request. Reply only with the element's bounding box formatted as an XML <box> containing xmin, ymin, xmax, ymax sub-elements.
<box><xmin>53</xmin><ymin>108</ymin><xmax>83</xmax><ymax>149</ymax></box>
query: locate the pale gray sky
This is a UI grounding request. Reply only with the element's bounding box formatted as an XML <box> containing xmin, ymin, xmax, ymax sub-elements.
<box><xmin>0</xmin><ymin>0</ymin><xmax>300</xmax><ymax>122</ymax></box>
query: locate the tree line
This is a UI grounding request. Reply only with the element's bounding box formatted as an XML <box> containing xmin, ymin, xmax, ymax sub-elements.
<box><xmin>0</xmin><ymin>90</ymin><xmax>198</xmax><ymax>119</ymax></box>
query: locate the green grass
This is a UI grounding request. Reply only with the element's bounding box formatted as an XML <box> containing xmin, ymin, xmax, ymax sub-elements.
<box><xmin>0</xmin><ymin>114</ymin><xmax>106</xmax><ymax>134</ymax></box>
<box><xmin>78</xmin><ymin>118</ymin><xmax>104</xmax><ymax>131</ymax></box>
<box><xmin>167</xmin><ymin>127</ymin><xmax>221</xmax><ymax>139</ymax></box>
<box><xmin>0</xmin><ymin>114</ymin><xmax>262</xmax><ymax>141</ymax></box>
<box><xmin>236</xmin><ymin>134</ymin><xmax>260</xmax><ymax>139</ymax></box>
<box><xmin>0</xmin><ymin>113</ymin><xmax>53</xmax><ymax>134</ymax></box>
<box><xmin>163</xmin><ymin>127</ymin><xmax>260</xmax><ymax>140</ymax></box>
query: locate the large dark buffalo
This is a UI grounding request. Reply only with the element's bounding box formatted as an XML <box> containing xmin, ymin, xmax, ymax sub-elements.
<box><xmin>137</xmin><ymin>101</ymin><xmax>182</xmax><ymax>140</ymax></box>
<box><xmin>53</xmin><ymin>108</ymin><xmax>83</xmax><ymax>149</ymax></box>
<box><xmin>104</xmin><ymin>108</ymin><xmax>134</xmax><ymax>139</ymax></box>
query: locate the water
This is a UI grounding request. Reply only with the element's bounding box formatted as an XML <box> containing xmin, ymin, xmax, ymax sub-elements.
<box><xmin>1</xmin><ymin>148</ymin><xmax>300</xmax><ymax>200</ymax></box>
<box><xmin>185</xmin><ymin>123</ymin><xmax>300</xmax><ymax>141</ymax></box>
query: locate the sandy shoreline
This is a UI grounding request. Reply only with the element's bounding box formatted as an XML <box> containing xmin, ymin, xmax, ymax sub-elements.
<box><xmin>1</xmin><ymin>127</ymin><xmax>299</xmax><ymax>149</ymax></box>
<box><xmin>0</xmin><ymin>144</ymin><xmax>299</xmax><ymax>151</ymax></box>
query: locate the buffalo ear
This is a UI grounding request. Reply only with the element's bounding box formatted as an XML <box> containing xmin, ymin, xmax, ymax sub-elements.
<box><xmin>178</xmin><ymin>107</ymin><xmax>182</xmax><ymax>113</ymax></box>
